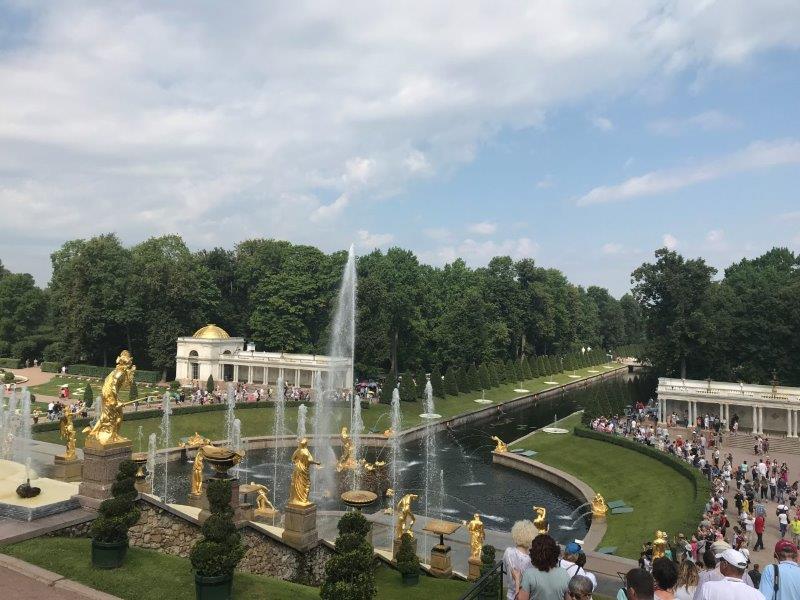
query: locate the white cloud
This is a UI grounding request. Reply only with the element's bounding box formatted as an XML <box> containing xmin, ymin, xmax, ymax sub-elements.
<box><xmin>1</xmin><ymin>2</ymin><xmax>800</xmax><ymax>281</ymax></box>
<box><xmin>356</xmin><ymin>229</ymin><xmax>394</xmax><ymax>249</ymax></box>
<box><xmin>663</xmin><ymin>233</ymin><xmax>679</xmax><ymax>250</ymax></box>
<box><xmin>422</xmin><ymin>237</ymin><xmax>538</xmax><ymax>266</ymax></box>
<box><xmin>602</xmin><ymin>242</ymin><xmax>623</xmax><ymax>255</ymax></box>
<box><xmin>648</xmin><ymin>110</ymin><xmax>741</xmax><ymax>136</ymax></box>
<box><xmin>591</xmin><ymin>116</ymin><xmax>614</xmax><ymax>131</ymax></box>
<box><xmin>467</xmin><ymin>221</ymin><xmax>497</xmax><ymax>235</ymax></box>
<box><xmin>536</xmin><ymin>177</ymin><xmax>555</xmax><ymax>189</ymax></box>
<box><xmin>706</xmin><ymin>229</ymin><xmax>724</xmax><ymax>243</ymax></box>
<box><xmin>577</xmin><ymin>139</ymin><xmax>800</xmax><ymax>205</ymax></box>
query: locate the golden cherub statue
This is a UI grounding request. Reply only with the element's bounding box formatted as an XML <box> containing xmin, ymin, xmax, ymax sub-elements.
<box><xmin>287</xmin><ymin>438</ymin><xmax>320</xmax><ymax>507</ymax></box>
<box><xmin>83</xmin><ymin>350</ymin><xmax>136</xmax><ymax>448</ymax></box>
<box><xmin>191</xmin><ymin>451</ymin><xmax>204</xmax><ymax>496</ymax></box>
<box><xmin>591</xmin><ymin>493</ymin><xmax>608</xmax><ymax>517</ymax></box>
<box><xmin>533</xmin><ymin>506</ymin><xmax>549</xmax><ymax>534</ymax></box>
<box><xmin>250</xmin><ymin>481</ymin><xmax>276</xmax><ymax>513</ymax></box>
<box><xmin>653</xmin><ymin>530</ymin><xmax>668</xmax><ymax>559</ymax></box>
<box><xmin>336</xmin><ymin>426</ymin><xmax>356</xmax><ymax>472</ymax></box>
<box><xmin>491</xmin><ymin>436</ymin><xmax>509</xmax><ymax>453</ymax></box>
<box><xmin>183</xmin><ymin>432</ymin><xmax>211</xmax><ymax>448</ymax></box>
<box><xmin>395</xmin><ymin>493</ymin><xmax>418</xmax><ymax>539</ymax></box>
<box><xmin>465</xmin><ymin>513</ymin><xmax>485</xmax><ymax>561</ymax></box>
<box><xmin>59</xmin><ymin>408</ymin><xmax>77</xmax><ymax>460</ymax></box>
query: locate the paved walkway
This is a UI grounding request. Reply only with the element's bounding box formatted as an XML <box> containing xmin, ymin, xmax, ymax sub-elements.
<box><xmin>0</xmin><ymin>554</ymin><xmax>120</xmax><ymax>600</ymax></box>
<box><xmin>8</xmin><ymin>366</ymin><xmax>56</xmax><ymax>387</ymax></box>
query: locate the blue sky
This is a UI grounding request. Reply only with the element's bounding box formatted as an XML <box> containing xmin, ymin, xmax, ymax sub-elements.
<box><xmin>0</xmin><ymin>2</ymin><xmax>799</xmax><ymax>295</ymax></box>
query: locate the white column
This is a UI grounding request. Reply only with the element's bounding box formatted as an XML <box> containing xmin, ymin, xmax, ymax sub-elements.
<box><xmin>794</xmin><ymin>411</ymin><xmax>798</xmax><ymax>439</ymax></box>
<box><xmin>753</xmin><ymin>406</ymin><xmax>758</xmax><ymax>434</ymax></box>
<box><xmin>787</xmin><ymin>408</ymin><xmax>793</xmax><ymax>437</ymax></box>
<box><xmin>657</xmin><ymin>399</ymin><xmax>662</xmax><ymax>423</ymax></box>
<box><xmin>757</xmin><ymin>406</ymin><xmax>763</xmax><ymax>434</ymax></box>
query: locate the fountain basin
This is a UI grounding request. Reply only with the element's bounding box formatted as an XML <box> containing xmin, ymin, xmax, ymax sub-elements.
<box><xmin>474</xmin><ymin>399</ymin><xmax>493</xmax><ymax>404</ymax></box>
<box><xmin>0</xmin><ymin>459</ymin><xmax>80</xmax><ymax>521</ymax></box>
<box><xmin>419</xmin><ymin>413</ymin><xmax>442</xmax><ymax>419</ymax></box>
<box><xmin>541</xmin><ymin>427</ymin><xmax>569</xmax><ymax>434</ymax></box>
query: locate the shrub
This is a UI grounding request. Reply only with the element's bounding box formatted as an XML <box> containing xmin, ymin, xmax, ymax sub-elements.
<box><xmin>205</xmin><ymin>374</ymin><xmax>215</xmax><ymax>394</ymax></box>
<box><xmin>444</xmin><ymin>367</ymin><xmax>459</xmax><ymax>397</ymax></box>
<box><xmin>69</xmin><ymin>364</ymin><xmax>161</xmax><ymax>384</ymax></box>
<box><xmin>430</xmin><ymin>366</ymin><xmax>445</xmax><ymax>399</ymax></box>
<box><xmin>0</xmin><ymin>357</ymin><xmax>21</xmax><ymax>369</ymax></box>
<box><xmin>320</xmin><ymin>511</ymin><xmax>375</xmax><ymax>600</ymax></box>
<box><xmin>395</xmin><ymin>533</ymin><xmax>420</xmax><ymax>577</ymax></box>
<box><xmin>479</xmin><ymin>544</ymin><xmax>501</xmax><ymax>596</ymax></box>
<box><xmin>3</xmin><ymin>371</ymin><xmax>14</xmax><ymax>383</ymax></box>
<box><xmin>91</xmin><ymin>460</ymin><xmax>140</xmax><ymax>543</ymax></box>
<box><xmin>169</xmin><ymin>380</ymin><xmax>181</xmax><ymax>391</ymax></box>
<box><xmin>83</xmin><ymin>383</ymin><xmax>94</xmax><ymax>408</ymax></box>
<box><xmin>381</xmin><ymin>373</ymin><xmax>397</xmax><ymax>404</ymax></box>
<box><xmin>41</xmin><ymin>361</ymin><xmax>61</xmax><ymax>373</ymax></box>
<box><xmin>190</xmin><ymin>479</ymin><xmax>245</xmax><ymax>578</ymax></box>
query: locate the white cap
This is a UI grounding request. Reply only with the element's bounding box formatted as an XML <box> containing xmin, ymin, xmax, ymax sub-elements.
<box><xmin>717</xmin><ymin>548</ymin><xmax>748</xmax><ymax>568</ymax></box>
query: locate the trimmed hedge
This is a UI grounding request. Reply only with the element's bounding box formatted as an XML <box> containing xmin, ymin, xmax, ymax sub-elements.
<box><xmin>41</xmin><ymin>361</ymin><xmax>61</xmax><ymax>373</ymax></box>
<box><xmin>574</xmin><ymin>425</ymin><xmax>710</xmax><ymax>537</ymax></box>
<box><xmin>68</xmin><ymin>363</ymin><xmax>162</xmax><ymax>384</ymax></box>
<box><xmin>31</xmin><ymin>399</ymin><xmax>291</xmax><ymax>434</ymax></box>
<box><xmin>0</xmin><ymin>357</ymin><xmax>22</xmax><ymax>369</ymax></box>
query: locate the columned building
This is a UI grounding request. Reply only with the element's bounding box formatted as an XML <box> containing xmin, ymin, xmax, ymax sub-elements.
<box><xmin>657</xmin><ymin>377</ymin><xmax>800</xmax><ymax>436</ymax></box>
<box><xmin>175</xmin><ymin>324</ymin><xmax>353</xmax><ymax>389</ymax></box>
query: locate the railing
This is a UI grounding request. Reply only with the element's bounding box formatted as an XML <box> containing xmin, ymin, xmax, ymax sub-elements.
<box><xmin>459</xmin><ymin>561</ymin><xmax>505</xmax><ymax>600</ymax></box>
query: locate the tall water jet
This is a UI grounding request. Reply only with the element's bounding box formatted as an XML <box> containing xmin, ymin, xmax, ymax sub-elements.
<box><xmin>0</xmin><ymin>390</ymin><xmax>5</xmax><ymax>459</ymax></box>
<box><xmin>146</xmin><ymin>433</ymin><xmax>157</xmax><ymax>491</ymax></box>
<box><xmin>160</xmin><ymin>392</ymin><xmax>172</xmax><ymax>502</ymax></box>
<box><xmin>389</xmin><ymin>387</ymin><xmax>403</xmax><ymax>545</ymax></box>
<box><xmin>420</xmin><ymin>374</ymin><xmax>441</xmax><ymax>419</ymax></box>
<box><xmin>272</xmin><ymin>376</ymin><xmax>286</xmax><ymax>505</ymax></box>
<box><xmin>351</xmin><ymin>395</ymin><xmax>363</xmax><ymax>490</ymax></box>
<box><xmin>225</xmin><ymin>383</ymin><xmax>236</xmax><ymax>444</ymax></box>
<box><xmin>13</xmin><ymin>388</ymin><xmax>32</xmax><ymax>466</ymax></box>
<box><xmin>313</xmin><ymin>244</ymin><xmax>357</xmax><ymax>499</ymax></box>
<box><xmin>297</xmin><ymin>404</ymin><xmax>308</xmax><ymax>440</ymax></box>
<box><xmin>232</xmin><ymin>418</ymin><xmax>242</xmax><ymax>477</ymax></box>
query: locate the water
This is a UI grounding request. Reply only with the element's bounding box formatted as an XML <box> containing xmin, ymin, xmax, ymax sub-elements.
<box><xmin>297</xmin><ymin>404</ymin><xmax>308</xmax><ymax>439</ymax></box>
<box><xmin>421</xmin><ymin>418</ymin><xmax>438</xmax><ymax>557</ymax></box>
<box><xmin>351</xmin><ymin>395</ymin><xmax>363</xmax><ymax>489</ymax></box>
<box><xmin>160</xmin><ymin>392</ymin><xmax>172</xmax><ymax>502</ymax></box>
<box><xmin>424</xmin><ymin>377</ymin><xmax>435</xmax><ymax>414</ymax></box>
<box><xmin>137</xmin><ymin>425</ymin><xmax>144</xmax><ymax>453</ymax></box>
<box><xmin>232</xmin><ymin>418</ymin><xmax>242</xmax><ymax>476</ymax></box>
<box><xmin>389</xmin><ymin>389</ymin><xmax>403</xmax><ymax>545</ymax></box>
<box><xmin>147</xmin><ymin>433</ymin><xmax>157</xmax><ymax>491</ymax></box>
<box><xmin>225</xmin><ymin>383</ymin><xmax>236</xmax><ymax>444</ymax></box>
<box><xmin>272</xmin><ymin>377</ymin><xmax>285</xmax><ymax>504</ymax></box>
<box><xmin>13</xmin><ymin>389</ymin><xmax>32</xmax><ymax>466</ymax></box>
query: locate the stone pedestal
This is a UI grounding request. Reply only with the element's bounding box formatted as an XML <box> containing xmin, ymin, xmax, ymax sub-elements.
<box><xmin>282</xmin><ymin>503</ymin><xmax>318</xmax><ymax>551</ymax></box>
<box><xmin>468</xmin><ymin>557</ymin><xmax>482</xmax><ymax>582</ymax></box>
<box><xmin>187</xmin><ymin>492</ymin><xmax>204</xmax><ymax>508</ymax></box>
<box><xmin>77</xmin><ymin>441</ymin><xmax>132</xmax><ymax>508</ymax></box>
<box><xmin>53</xmin><ymin>455</ymin><xmax>82</xmax><ymax>482</ymax></box>
<box><xmin>253</xmin><ymin>507</ymin><xmax>279</xmax><ymax>525</ymax></box>
<box><xmin>429</xmin><ymin>543</ymin><xmax>452</xmax><ymax>578</ymax></box>
<box><xmin>392</xmin><ymin>535</ymin><xmax>418</xmax><ymax>560</ymax></box>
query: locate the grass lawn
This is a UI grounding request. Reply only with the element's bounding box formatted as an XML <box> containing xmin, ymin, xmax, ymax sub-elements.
<box><xmin>33</xmin><ymin>364</ymin><xmax>623</xmax><ymax>449</ymax></box>
<box><xmin>512</xmin><ymin>413</ymin><xmax>696</xmax><ymax>559</ymax></box>
<box><xmin>0</xmin><ymin>536</ymin><xmax>469</xmax><ymax>600</ymax></box>
<box><xmin>27</xmin><ymin>375</ymin><xmax>163</xmax><ymax>401</ymax></box>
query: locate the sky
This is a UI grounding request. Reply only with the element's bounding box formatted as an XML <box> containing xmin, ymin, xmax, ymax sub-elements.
<box><xmin>1</xmin><ymin>1</ymin><xmax>799</xmax><ymax>296</ymax></box>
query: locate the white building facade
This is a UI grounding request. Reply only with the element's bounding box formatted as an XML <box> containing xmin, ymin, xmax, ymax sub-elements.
<box><xmin>657</xmin><ymin>377</ymin><xmax>800</xmax><ymax>436</ymax></box>
<box><xmin>175</xmin><ymin>324</ymin><xmax>353</xmax><ymax>389</ymax></box>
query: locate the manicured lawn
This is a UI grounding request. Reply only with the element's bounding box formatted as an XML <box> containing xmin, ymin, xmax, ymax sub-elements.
<box><xmin>0</xmin><ymin>537</ymin><xmax>470</xmax><ymax>600</ymax></box>
<box><xmin>512</xmin><ymin>413</ymin><xmax>696</xmax><ymax>559</ymax></box>
<box><xmin>27</xmin><ymin>375</ymin><xmax>163</xmax><ymax>401</ymax></box>
<box><xmin>33</xmin><ymin>364</ymin><xmax>623</xmax><ymax>449</ymax></box>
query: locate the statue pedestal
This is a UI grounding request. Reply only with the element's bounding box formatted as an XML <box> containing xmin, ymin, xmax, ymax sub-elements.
<box><xmin>253</xmin><ymin>507</ymin><xmax>279</xmax><ymax>525</ymax></box>
<box><xmin>468</xmin><ymin>557</ymin><xmax>482</xmax><ymax>582</ymax></box>
<box><xmin>77</xmin><ymin>441</ymin><xmax>132</xmax><ymax>508</ymax></box>
<box><xmin>392</xmin><ymin>535</ymin><xmax>417</xmax><ymax>560</ymax></box>
<box><xmin>429</xmin><ymin>543</ymin><xmax>452</xmax><ymax>578</ymax></box>
<box><xmin>187</xmin><ymin>492</ymin><xmax>204</xmax><ymax>508</ymax></box>
<box><xmin>282</xmin><ymin>503</ymin><xmax>318</xmax><ymax>551</ymax></box>
<box><xmin>53</xmin><ymin>455</ymin><xmax>82</xmax><ymax>482</ymax></box>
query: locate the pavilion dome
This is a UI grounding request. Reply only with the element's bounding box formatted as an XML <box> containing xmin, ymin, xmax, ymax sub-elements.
<box><xmin>192</xmin><ymin>324</ymin><xmax>230</xmax><ymax>339</ymax></box>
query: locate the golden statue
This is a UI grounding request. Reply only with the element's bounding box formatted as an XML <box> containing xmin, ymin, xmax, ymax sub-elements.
<box><xmin>59</xmin><ymin>408</ymin><xmax>77</xmax><ymax>460</ymax></box>
<box><xmin>200</xmin><ymin>444</ymin><xmax>243</xmax><ymax>463</ymax></box>
<box><xmin>191</xmin><ymin>452</ymin><xmax>204</xmax><ymax>496</ymax></box>
<box><xmin>395</xmin><ymin>493</ymin><xmax>418</xmax><ymax>538</ymax></box>
<box><xmin>287</xmin><ymin>438</ymin><xmax>320</xmax><ymax>507</ymax></box>
<box><xmin>82</xmin><ymin>350</ymin><xmax>136</xmax><ymax>448</ymax></box>
<box><xmin>653</xmin><ymin>530</ymin><xmax>668</xmax><ymax>559</ymax></box>
<box><xmin>491</xmin><ymin>436</ymin><xmax>508</xmax><ymax>453</ymax></box>
<box><xmin>591</xmin><ymin>493</ymin><xmax>608</xmax><ymax>517</ymax></box>
<box><xmin>183</xmin><ymin>432</ymin><xmax>211</xmax><ymax>448</ymax></box>
<box><xmin>250</xmin><ymin>481</ymin><xmax>276</xmax><ymax>513</ymax></box>
<box><xmin>383</xmin><ymin>428</ymin><xmax>395</xmax><ymax>437</ymax></box>
<box><xmin>533</xmin><ymin>506</ymin><xmax>549</xmax><ymax>534</ymax></box>
<box><xmin>465</xmin><ymin>513</ymin><xmax>485</xmax><ymax>561</ymax></box>
<box><xmin>336</xmin><ymin>426</ymin><xmax>356</xmax><ymax>472</ymax></box>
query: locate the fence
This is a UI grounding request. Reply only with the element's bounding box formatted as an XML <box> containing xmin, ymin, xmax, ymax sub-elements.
<box><xmin>458</xmin><ymin>561</ymin><xmax>504</xmax><ymax>600</ymax></box>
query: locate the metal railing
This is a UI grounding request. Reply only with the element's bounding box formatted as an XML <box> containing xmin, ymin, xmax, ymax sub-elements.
<box><xmin>459</xmin><ymin>561</ymin><xmax>505</xmax><ymax>600</ymax></box>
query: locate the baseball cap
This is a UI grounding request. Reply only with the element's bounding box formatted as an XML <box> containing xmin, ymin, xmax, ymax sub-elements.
<box><xmin>717</xmin><ymin>548</ymin><xmax>748</xmax><ymax>568</ymax></box>
<box><xmin>565</xmin><ymin>542</ymin><xmax>582</xmax><ymax>554</ymax></box>
<box><xmin>710</xmin><ymin>540</ymin><xmax>731</xmax><ymax>554</ymax></box>
<box><xmin>775</xmin><ymin>540</ymin><xmax>798</xmax><ymax>554</ymax></box>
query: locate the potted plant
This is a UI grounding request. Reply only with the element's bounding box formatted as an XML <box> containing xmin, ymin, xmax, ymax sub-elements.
<box><xmin>396</xmin><ymin>533</ymin><xmax>420</xmax><ymax>586</ymax></box>
<box><xmin>91</xmin><ymin>459</ymin><xmax>140</xmax><ymax>569</ymax></box>
<box><xmin>321</xmin><ymin>511</ymin><xmax>376</xmax><ymax>600</ymax></box>
<box><xmin>190</xmin><ymin>479</ymin><xmax>244</xmax><ymax>600</ymax></box>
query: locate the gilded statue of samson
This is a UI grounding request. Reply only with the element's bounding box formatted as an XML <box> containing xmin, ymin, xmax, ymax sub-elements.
<box><xmin>83</xmin><ymin>350</ymin><xmax>136</xmax><ymax>448</ymax></box>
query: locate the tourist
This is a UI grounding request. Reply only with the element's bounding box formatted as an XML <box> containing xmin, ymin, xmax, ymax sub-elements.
<box><xmin>693</xmin><ymin>545</ymin><xmax>755</xmax><ymax>600</ymax></box>
<box><xmin>518</xmin><ymin>534</ymin><xmax>571</xmax><ymax>600</ymax></box>
<box><xmin>676</xmin><ymin>561</ymin><xmax>700</xmax><ymax>600</ymax></box>
<box><xmin>754</xmin><ymin>513</ymin><xmax>766</xmax><ymax>551</ymax></box>
<box><xmin>653</xmin><ymin>557</ymin><xmax>679</xmax><ymax>600</ymax></box>
<box><xmin>779</xmin><ymin>508</ymin><xmax>790</xmax><ymax>539</ymax></box>
<box><xmin>790</xmin><ymin>514</ymin><xmax>800</xmax><ymax>547</ymax></box>
<box><xmin>759</xmin><ymin>540</ymin><xmax>800</xmax><ymax>600</ymax></box>
<box><xmin>504</xmin><ymin>520</ymin><xmax>535</xmax><ymax>600</ymax></box>
<box><xmin>567</xmin><ymin>575</ymin><xmax>594</xmax><ymax>600</ymax></box>
<box><xmin>697</xmin><ymin>549</ymin><xmax>764</xmax><ymax>600</ymax></box>
<box><xmin>560</xmin><ymin>542</ymin><xmax>597</xmax><ymax>590</ymax></box>
<box><xmin>619</xmin><ymin>568</ymin><xmax>655</xmax><ymax>600</ymax></box>
<box><xmin>749</xmin><ymin>564</ymin><xmax>761</xmax><ymax>589</ymax></box>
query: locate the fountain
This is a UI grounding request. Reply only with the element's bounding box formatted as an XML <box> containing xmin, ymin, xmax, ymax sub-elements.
<box><xmin>420</xmin><ymin>375</ymin><xmax>442</xmax><ymax>419</ymax></box>
<box><xmin>146</xmin><ymin>433</ymin><xmax>156</xmax><ymax>492</ymax></box>
<box><xmin>159</xmin><ymin>392</ymin><xmax>172</xmax><ymax>502</ymax></box>
<box><xmin>225</xmin><ymin>382</ymin><xmax>236</xmax><ymax>444</ymax></box>
<box><xmin>351</xmin><ymin>394</ymin><xmax>363</xmax><ymax>489</ymax></box>
<box><xmin>231</xmin><ymin>418</ymin><xmax>242</xmax><ymax>477</ymax></box>
<box><xmin>13</xmin><ymin>388</ymin><xmax>32</xmax><ymax>466</ymax></box>
<box><xmin>474</xmin><ymin>388</ymin><xmax>493</xmax><ymax>405</ymax></box>
<box><xmin>272</xmin><ymin>376</ymin><xmax>285</xmax><ymax>505</ymax></box>
<box><xmin>297</xmin><ymin>404</ymin><xmax>308</xmax><ymax>440</ymax></box>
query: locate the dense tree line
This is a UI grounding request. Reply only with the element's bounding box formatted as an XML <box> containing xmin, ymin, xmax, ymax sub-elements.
<box><xmin>0</xmin><ymin>235</ymin><xmax>641</xmax><ymax>379</ymax></box>
<box><xmin>633</xmin><ymin>247</ymin><xmax>800</xmax><ymax>385</ymax></box>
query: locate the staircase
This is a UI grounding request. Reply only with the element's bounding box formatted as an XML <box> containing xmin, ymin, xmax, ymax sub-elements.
<box><xmin>725</xmin><ymin>433</ymin><xmax>800</xmax><ymax>455</ymax></box>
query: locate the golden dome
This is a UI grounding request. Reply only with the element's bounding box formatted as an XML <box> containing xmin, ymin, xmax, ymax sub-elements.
<box><xmin>192</xmin><ymin>324</ymin><xmax>230</xmax><ymax>339</ymax></box>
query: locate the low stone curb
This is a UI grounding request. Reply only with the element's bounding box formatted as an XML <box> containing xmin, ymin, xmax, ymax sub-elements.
<box><xmin>0</xmin><ymin>553</ymin><xmax>122</xmax><ymax>600</ymax></box>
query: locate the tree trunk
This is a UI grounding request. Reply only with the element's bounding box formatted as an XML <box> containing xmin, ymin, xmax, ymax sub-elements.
<box><xmin>390</xmin><ymin>328</ymin><xmax>399</xmax><ymax>375</ymax></box>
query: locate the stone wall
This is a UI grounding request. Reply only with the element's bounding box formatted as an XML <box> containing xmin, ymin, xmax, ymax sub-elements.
<box><xmin>128</xmin><ymin>500</ymin><xmax>202</xmax><ymax>558</ymax></box>
<box><xmin>44</xmin><ymin>520</ymin><xmax>93</xmax><ymax>539</ymax></box>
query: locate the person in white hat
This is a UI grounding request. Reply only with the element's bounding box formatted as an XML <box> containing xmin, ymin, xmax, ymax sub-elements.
<box><xmin>693</xmin><ymin>545</ymin><xmax>756</xmax><ymax>600</ymax></box>
<box><xmin>698</xmin><ymin>549</ymin><xmax>765</xmax><ymax>600</ymax></box>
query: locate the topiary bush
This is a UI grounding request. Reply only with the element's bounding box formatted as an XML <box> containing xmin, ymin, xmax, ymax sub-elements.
<box><xmin>0</xmin><ymin>357</ymin><xmax>21</xmax><ymax>369</ymax></box>
<box><xmin>190</xmin><ymin>479</ymin><xmax>244</xmax><ymax>578</ymax></box>
<box><xmin>396</xmin><ymin>533</ymin><xmax>420</xmax><ymax>577</ymax></box>
<box><xmin>3</xmin><ymin>371</ymin><xmax>14</xmax><ymax>383</ymax></box>
<box><xmin>206</xmin><ymin>374</ymin><xmax>215</xmax><ymax>394</ymax></box>
<box><xmin>479</xmin><ymin>544</ymin><xmax>501</xmax><ymax>597</ymax></box>
<box><xmin>91</xmin><ymin>460</ymin><xmax>141</xmax><ymax>543</ymax></box>
<box><xmin>83</xmin><ymin>382</ymin><xmax>94</xmax><ymax>408</ymax></box>
<box><xmin>321</xmin><ymin>511</ymin><xmax>376</xmax><ymax>600</ymax></box>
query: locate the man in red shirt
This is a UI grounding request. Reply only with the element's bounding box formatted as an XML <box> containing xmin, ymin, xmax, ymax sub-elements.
<box><xmin>754</xmin><ymin>514</ymin><xmax>766</xmax><ymax>550</ymax></box>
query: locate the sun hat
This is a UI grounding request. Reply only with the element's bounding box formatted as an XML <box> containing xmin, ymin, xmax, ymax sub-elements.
<box><xmin>717</xmin><ymin>548</ymin><xmax>748</xmax><ymax>568</ymax></box>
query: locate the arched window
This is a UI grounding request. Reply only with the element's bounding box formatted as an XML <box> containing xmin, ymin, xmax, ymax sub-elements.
<box><xmin>189</xmin><ymin>350</ymin><xmax>199</xmax><ymax>358</ymax></box>
<box><xmin>222</xmin><ymin>350</ymin><xmax>232</xmax><ymax>355</ymax></box>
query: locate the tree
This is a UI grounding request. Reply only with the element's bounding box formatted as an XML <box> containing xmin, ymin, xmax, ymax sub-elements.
<box><xmin>444</xmin><ymin>367</ymin><xmax>459</xmax><ymax>396</ymax></box>
<box><xmin>457</xmin><ymin>366</ymin><xmax>472</xmax><ymax>394</ymax></box>
<box><xmin>414</xmin><ymin>370</ymin><xmax>427</xmax><ymax>400</ymax></box>
<box><xmin>477</xmin><ymin>364</ymin><xmax>491</xmax><ymax>389</ymax></box>
<box><xmin>83</xmin><ymin>383</ymin><xmax>94</xmax><ymax>408</ymax></box>
<box><xmin>381</xmin><ymin>373</ymin><xmax>397</xmax><ymax>404</ymax></box>
<box><xmin>632</xmin><ymin>248</ymin><xmax>717</xmax><ymax>379</ymax></box>
<box><xmin>399</xmin><ymin>372</ymin><xmax>416</xmax><ymax>403</ymax></box>
<box><xmin>206</xmin><ymin>374</ymin><xmax>215</xmax><ymax>394</ymax></box>
<box><xmin>430</xmin><ymin>366</ymin><xmax>445</xmax><ymax>399</ymax></box>
<box><xmin>128</xmin><ymin>381</ymin><xmax>138</xmax><ymax>403</ymax></box>
<box><xmin>321</xmin><ymin>511</ymin><xmax>376</xmax><ymax>600</ymax></box>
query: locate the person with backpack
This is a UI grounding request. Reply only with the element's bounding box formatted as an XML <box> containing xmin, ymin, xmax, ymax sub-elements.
<box><xmin>759</xmin><ymin>540</ymin><xmax>800</xmax><ymax>600</ymax></box>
